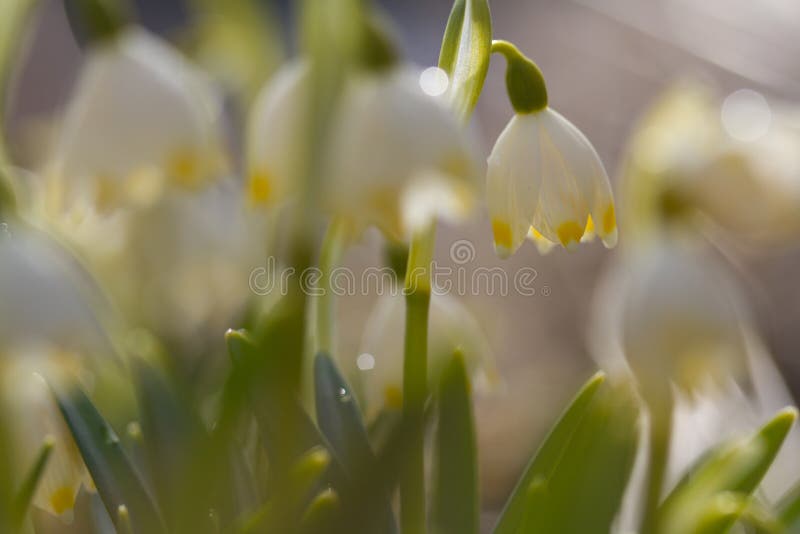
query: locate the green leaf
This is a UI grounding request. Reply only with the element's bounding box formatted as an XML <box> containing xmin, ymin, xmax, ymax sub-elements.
<box><xmin>11</xmin><ymin>437</ymin><xmax>53</xmax><ymax>528</ymax></box>
<box><xmin>517</xmin><ymin>378</ymin><xmax>641</xmax><ymax>534</ymax></box>
<box><xmin>438</xmin><ymin>0</ymin><xmax>492</xmax><ymax>121</ymax></box>
<box><xmin>493</xmin><ymin>371</ymin><xmax>606</xmax><ymax>534</ymax></box>
<box><xmin>300</xmin><ymin>489</ymin><xmax>340</xmax><ymax>534</ymax></box>
<box><xmin>132</xmin><ymin>357</ymin><xmax>207</xmax><ymax>528</ymax></box>
<box><xmin>314</xmin><ymin>352</ymin><xmax>397</xmax><ymax>534</ymax></box>
<box><xmin>777</xmin><ymin>480</ymin><xmax>800</xmax><ymax>529</ymax></box>
<box><xmin>432</xmin><ymin>352</ymin><xmax>479</xmax><ymax>534</ymax></box>
<box><xmin>658</xmin><ymin>408</ymin><xmax>798</xmax><ymax>534</ymax></box>
<box><xmin>51</xmin><ymin>383</ymin><xmax>165</xmax><ymax>534</ymax></box>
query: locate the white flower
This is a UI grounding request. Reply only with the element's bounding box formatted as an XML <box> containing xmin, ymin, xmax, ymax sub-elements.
<box><xmin>246</xmin><ymin>62</ymin><xmax>481</xmax><ymax>240</ymax></box>
<box><xmin>589</xmin><ymin>237</ymin><xmax>749</xmax><ymax>398</ymax></box>
<box><xmin>487</xmin><ymin>109</ymin><xmax>617</xmax><ymax>257</ymax></box>
<box><xmin>0</xmin><ymin>224</ymin><xmax>111</xmax><ymax>519</ymax></box>
<box><xmin>355</xmin><ymin>289</ymin><xmax>497</xmax><ymax>418</ymax></box>
<box><xmin>624</xmin><ymin>83</ymin><xmax>800</xmax><ymax>243</ymax></box>
<box><xmin>46</xmin><ymin>27</ymin><xmax>225</xmax><ymax>215</ymax></box>
<box><xmin>325</xmin><ymin>67</ymin><xmax>481</xmax><ymax>240</ymax></box>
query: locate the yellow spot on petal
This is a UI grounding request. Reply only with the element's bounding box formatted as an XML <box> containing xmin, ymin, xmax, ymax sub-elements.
<box><xmin>602</xmin><ymin>204</ymin><xmax>616</xmax><ymax>235</ymax></box>
<box><xmin>557</xmin><ymin>221</ymin><xmax>584</xmax><ymax>248</ymax></box>
<box><xmin>167</xmin><ymin>148</ymin><xmax>202</xmax><ymax>188</ymax></box>
<box><xmin>492</xmin><ymin>219</ymin><xmax>513</xmax><ymax>250</ymax></box>
<box><xmin>49</xmin><ymin>486</ymin><xmax>75</xmax><ymax>515</ymax></box>
<box><xmin>384</xmin><ymin>385</ymin><xmax>403</xmax><ymax>410</ymax></box>
<box><xmin>94</xmin><ymin>174</ymin><xmax>120</xmax><ymax>213</ymax></box>
<box><xmin>247</xmin><ymin>168</ymin><xmax>273</xmax><ymax>205</ymax></box>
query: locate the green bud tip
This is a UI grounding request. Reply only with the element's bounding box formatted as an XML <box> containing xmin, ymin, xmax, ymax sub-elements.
<box><xmin>491</xmin><ymin>40</ymin><xmax>548</xmax><ymax>114</ymax></box>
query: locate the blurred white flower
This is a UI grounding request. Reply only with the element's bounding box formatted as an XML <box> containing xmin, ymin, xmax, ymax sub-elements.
<box><xmin>0</xmin><ymin>223</ymin><xmax>111</xmax><ymax>519</ymax></box>
<box><xmin>625</xmin><ymin>83</ymin><xmax>800</xmax><ymax>244</ymax></box>
<box><xmin>590</xmin><ymin>237</ymin><xmax>749</xmax><ymax>399</ymax></box>
<box><xmin>356</xmin><ymin>289</ymin><xmax>497</xmax><ymax>418</ymax></box>
<box><xmin>246</xmin><ymin>62</ymin><xmax>481</xmax><ymax>240</ymax></box>
<box><xmin>46</xmin><ymin>28</ymin><xmax>225</xmax><ymax>213</ymax></box>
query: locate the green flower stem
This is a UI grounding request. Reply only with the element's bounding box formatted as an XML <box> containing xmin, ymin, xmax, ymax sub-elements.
<box><xmin>401</xmin><ymin>224</ymin><xmax>437</xmax><ymax>534</ymax></box>
<box><xmin>490</xmin><ymin>39</ymin><xmax>548</xmax><ymax>114</ymax></box>
<box><xmin>0</xmin><ymin>0</ymin><xmax>39</xmax><ymax>214</ymax></box>
<box><xmin>315</xmin><ymin>218</ymin><xmax>348</xmax><ymax>354</ymax></box>
<box><xmin>641</xmin><ymin>390</ymin><xmax>674</xmax><ymax>534</ymax></box>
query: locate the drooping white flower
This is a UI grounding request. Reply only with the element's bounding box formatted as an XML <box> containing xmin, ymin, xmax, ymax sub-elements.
<box><xmin>324</xmin><ymin>67</ymin><xmax>481</xmax><ymax>241</ymax></box>
<box><xmin>355</xmin><ymin>289</ymin><xmax>497</xmax><ymax>418</ymax></box>
<box><xmin>0</xmin><ymin>223</ymin><xmax>112</xmax><ymax>519</ymax></box>
<box><xmin>246</xmin><ymin>61</ymin><xmax>481</xmax><ymax>240</ymax></box>
<box><xmin>623</xmin><ymin>82</ymin><xmax>800</xmax><ymax>244</ymax></box>
<box><xmin>487</xmin><ymin>40</ymin><xmax>617</xmax><ymax>257</ymax></box>
<box><xmin>589</xmin><ymin>237</ymin><xmax>749</xmax><ymax>398</ymax></box>
<box><xmin>46</xmin><ymin>27</ymin><xmax>225</xmax><ymax>214</ymax></box>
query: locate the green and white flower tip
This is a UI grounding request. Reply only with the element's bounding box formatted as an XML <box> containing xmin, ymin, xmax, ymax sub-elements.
<box><xmin>246</xmin><ymin>60</ymin><xmax>481</xmax><ymax>241</ymax></box>
<box><xmin>487</xmin><ymin>40</ymin><xmax>617</xmax><ymax>257</ymax></box>
<box><xmin>589</xmin><ymin>237</ymin><xmax>750</xmax><ymax>402</ymax></box>
<box><xmin>356</xmin><ymin>289</ymin><xmax>498</xmax><ymax>418</ymax></box>
<box><xmin>46</xmin><ymin>27</ymin><xmax>225</xmax><ymax>216</ymax></box>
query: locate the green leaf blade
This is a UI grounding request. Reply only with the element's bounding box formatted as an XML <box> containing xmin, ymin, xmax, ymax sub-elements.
<box><xmin>52</xmin><ymin>383</ymin><xmax>165</xmax><ymax>534</ymax></box>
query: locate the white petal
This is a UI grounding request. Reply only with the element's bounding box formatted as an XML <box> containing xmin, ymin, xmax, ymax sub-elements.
<box><xmin>531</xmin><ymin>109</ymin><xmax>598</xmax><ymax>248</ymax></box>
<box><xmin>247</xmin><ymin>61</ymin><xmax>310</xmax><ymax>205</ymax></box>
<box><xmin>486</xmin><ymin>114</ymin><xmax>541</xmax><ymax>258</ymax></box>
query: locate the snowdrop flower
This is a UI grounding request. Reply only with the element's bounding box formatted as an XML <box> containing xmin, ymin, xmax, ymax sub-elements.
<box><xmin>247</xmin><ymin>61</ymin><xmax>481</xmax><ymax>240</ymax></box>
<box><xmin>356</xmin><ymin>289</ymin><xmax>497</xmax><ymax>418</ymax></box>
<box><xmin>0</xmin><ymin>223</ymin><xmax>112</xmax><ymax>519</ymax></box>
<box><xmin>487</xmin><ymin>40</ymin><xmax>617</xmax><ymax>257</ymax></box>
<box><xmin>624</xmin><ymin>83</ymin><xmax>800</xmax><ymax>243</ymax></box>
<box><xmin>589</xmin><ymin>237</ymin><xmax>750</xmax><ymax>400</ymax></box>
<box><xmin>45</xmin><ymin>27</ymin><xmax>225</xmax><ymax>217</ymax></box>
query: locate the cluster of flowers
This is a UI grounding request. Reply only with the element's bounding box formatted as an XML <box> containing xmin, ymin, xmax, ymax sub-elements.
<box><xmin>0</xmin><ymin>0</ymin><xmax>799</xmax><ymax>532</ymax></box>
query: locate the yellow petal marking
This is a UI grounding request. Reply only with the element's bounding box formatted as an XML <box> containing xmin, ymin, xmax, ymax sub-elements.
<box><xmin>492</xmin><ymin>219</ymin><xmax>513</xmax><ymax>250</ymax></box>
<box><xmin>94</xmin><ymin>174</ymin><xmax>120</xmax><ymax>212</ymax></box>
<box><xmin>167</xmin><ymin>148</ymin><xmax>202</xmax><ymax>188</ymax></box>
<box><xmin>49</xmin><ymin>486</ymin><xmax>76</xmax><ymax>515</ymax></box>
<box><xmin>556</xmin><ymin>221</ymin><xmax>584</xmax><ymax>247</ymax></box>
<box><xmin>384</xmin><ymin>385</ymin><xmax>403</xmax><ymax>410</ymax></box>
<box><xmin>585</xmin><ymin>215</ymin><xmax>595</xmax><ymax>234</ymax></box>
<box><xmin>247</xmin><ymin>168</ymin><xmax>273</xmax><ymax>205</ymax></box>
<box><xmin>602</xmin><ymin>204</ymin><xmax>616</xmax><ymax>235</ymax></box>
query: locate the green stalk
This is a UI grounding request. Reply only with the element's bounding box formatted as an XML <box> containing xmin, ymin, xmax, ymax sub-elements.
<box><xmin>640</xmin><ymin>390</ymin><xmax>674</xmax><ymax>534</ymax></box>
<box><xmin>400</xmin><ymin>225</ymin><xmax>436</xmax><ymax>534</ymax></box>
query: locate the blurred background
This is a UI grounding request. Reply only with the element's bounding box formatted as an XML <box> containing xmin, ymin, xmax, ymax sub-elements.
<box><xmin>7</xmin><ymin>0</ymin><xmax>800</xmax><ymax>522</ymax></box>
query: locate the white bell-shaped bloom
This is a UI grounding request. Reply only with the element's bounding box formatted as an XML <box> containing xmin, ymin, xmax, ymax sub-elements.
<box><xmin>624</xmin><ymin>83</ymin><xmax>800</xmax><ymax>244</ymax></box>
<box><xmin>487</xmin><ymin>109</ymin><xmax>617</xmax><ymax>257</ymax></box>
<box><xmin>325</xmin><ymin>67</ymin><xmax>481</xmax><ymax>241</ymax></box>
<box><xmin>247</xmin><ymin>62</ymin><xmax>481</xmax><ymax>240</ymax></box>
<box><xmin>590</xmin><ymin>237</ymin><xmax>749</xmax><ymax>398</ymax></box>
<box><xmin>47</xmin><ymin>27</ymin><xmax>225</xmax><ymax>215</ymax></box>
<box><xmin>0</xmin><ymin>223</ymin><xmax>112</xmax><ymax>519</ymax></box>
<box><xmin>355</xmin><ymin>288</ymin><xmax>497</xmax><ymax>418</ymax></box>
